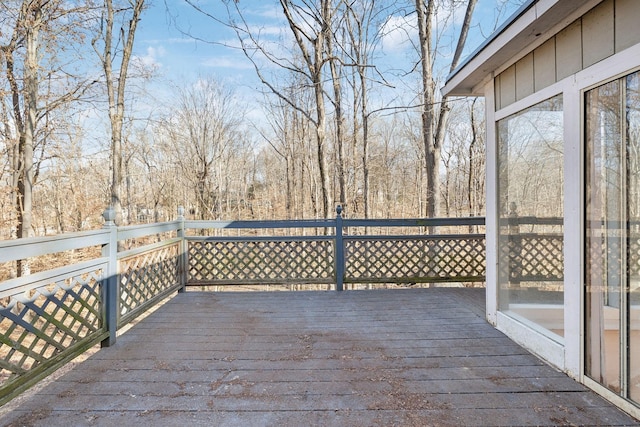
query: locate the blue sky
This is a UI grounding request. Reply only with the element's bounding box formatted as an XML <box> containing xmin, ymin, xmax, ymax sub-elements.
<box><xmin>134</xmin><ymin>2</ymin><xmax>266</xmax><ymax>95</ymax></box>
<box><xmin>128</xmin><ymin>0</ymin><xmax>525</xmax><ymax>123</ymax></box>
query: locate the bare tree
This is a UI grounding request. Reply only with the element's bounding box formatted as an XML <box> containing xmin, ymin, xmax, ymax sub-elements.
<box><xmin>258</xmin><ymin>76</ymin><xmax>316</xmax><ymax>219</ymax></box>
<box><xmin>414</xmin><ymin>0</ymin><xmax>477</xmax><ymax>218</ymax></box>
<box><xmin>467</xmin><ymin>97</ymin><xmax>485</xmax><ymax>220</ymax></box>
<box><xmin>278</xmin><ymin>0</ymin><xmax>334</xmax><ymax>218</ymax></box>
<box><xmin>0</xmin><ymin>0</ymin><xmax>96</xmax><ymax>273</ymax></box>
<box><xmin>323</xmin><ymin>2</ymin><xmax>347</xmax><ymax>209</ymax></box>
<box><xmin>92</xmin><ymin>0</ymin><xmax>146</xmax><ymax>225</ymax></box>
<box><xmin>216</xmin><ymin>0</ymin><xmax>342</xmax><ymax>218</ymax></box>
<box><xmin>342</xmin><ymin>0</ymin><xmax>395</xmax><ymax>218</ymax></box>
<box><xmin>159</xmin><ymin>78</ymin><xmax>245</xmax><ymax>220</ymax></box>
<box><xmin>38</xmin><ymin>131</ymin><xmax>107</xmax><ymax>233</ymax></box>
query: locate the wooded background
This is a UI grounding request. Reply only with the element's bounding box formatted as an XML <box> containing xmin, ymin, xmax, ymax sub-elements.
<box><xmin>0</xmin><ymin>0</ymin><xmax>516</xmax><ymax>243</ymax></box>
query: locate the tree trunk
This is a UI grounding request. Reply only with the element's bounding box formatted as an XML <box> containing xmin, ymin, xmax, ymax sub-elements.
<box><xmin>15</xmin><ymin>2</ymin><xmax>43</xmax><ymax>275</ymax></box>
<box><xmin>468</xmin><ymin>99</ymin><xmax>477</xmax><ymax>217</ymax></box>
<box><xmin>415</xmin><ymin>0</ymin><xmax>437</xmax><ymax>219</ymax></box>
<box><xmin>101</xmin><ymin>0</ymin><xmax>145</xmax><ymax>226</ymax></box>
<box><xmin>416</xmin><ymin>0</ymin><xmax>477</xmax><ymax>219</ymax></box>
<box><xmin>326</xmin><ymin>23</ymin><xmax>346</xmax><ymax>209</ymax></box>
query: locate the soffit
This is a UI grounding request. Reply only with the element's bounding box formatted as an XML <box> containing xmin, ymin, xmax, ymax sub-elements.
<box><xmin>442</xmin><ymin>0</ymin><xmax>602</xmax><ymax>97</ymax></box>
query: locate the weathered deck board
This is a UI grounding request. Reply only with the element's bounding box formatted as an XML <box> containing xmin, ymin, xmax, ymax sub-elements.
<box><xmin>1</xmin><ymin>288</ymin><xmax>638</xmax><ymax>426</ymax></box>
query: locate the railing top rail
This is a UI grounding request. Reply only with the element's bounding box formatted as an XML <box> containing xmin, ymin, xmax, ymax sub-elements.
<box><xmin>345</xmin><ymin>233</ymin><xmax>486</xmax><ymax>241</ymax></box>
<box><xmin>184</xmin><ymin>219</ymin><xmax>336</xmax><ymax>230</ymax></box>
<box><xmin>118</xmin><ymin>237</ymin><xmax>182</xmax><ymax>260</ymax></box>
<box><xmin>343</xmin><ymin>217</ymin><xmax>486</xmax><ymax>228</ymax></box>
<box><xmin>184</xmin><ymin>216</ymin><xmax>486</xmax><ymax>231</ymax></box>
<box><xmin>188</xmin><ymin>235</ymin><xmax>335</xmax><ymax>242</ymax></box>
<box><xmin>0</xmin><ymin>229</ymin><xmax>110</xmax><ymax>263</ymax></box>
<box><xmin>0</xmin><ymin>257</ymin><xmax>109</xmax><ymax>299</ymax></box>
<box><xmin>499</xmin><ymin>216</ymin><xmax>563</xmax><ymax>225</ymax></box>
<box><xmin>585</xmin><ymin>219</ymin><xmax>640</xmax><ymax>228</ymax></box>
<box><xmin>117</xmin><ymin>221</ymin><xmax>182</xmax><ymax>241</ymax></box>
<box><xmin>515</xmin><ymin>232</ymin><xmax>564</xmax><ymax>237</ymax></box>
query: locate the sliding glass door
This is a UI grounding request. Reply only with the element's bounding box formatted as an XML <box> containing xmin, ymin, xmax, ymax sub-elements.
<box><xmin>586</xmin><ymin>70</ymin><xmax>640</xmax><ymax>404</ymax></box>
<box><xmin>497</xmin><ymin>96</ymin><xmax>564</xmax><ymax>339</ymax></box>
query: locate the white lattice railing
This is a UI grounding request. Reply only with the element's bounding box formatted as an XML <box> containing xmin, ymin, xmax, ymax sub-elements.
<box><xmin>183</xmin><ymin>212</ymin><xmax>487</xmax><ymax>290</ymax></box>
<box><xmin>0</xmin><ymin>206</ymin><xmax>493</xmax><ymax>405</ymax></box>
<box><xmin>0</xmin><ymin>206</ymin><xmax>574</xmax><ymax>405</ymax></box>
<box><xmin>0</xmin><ymin>209</ymin><xmax>185</xmax><ymax>405</ymax></box>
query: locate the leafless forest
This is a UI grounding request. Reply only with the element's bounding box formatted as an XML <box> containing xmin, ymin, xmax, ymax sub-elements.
<box><xmin>0</xmin><ymin>0</ymin><xmax>510</xmax><ymax>242</ymax></box>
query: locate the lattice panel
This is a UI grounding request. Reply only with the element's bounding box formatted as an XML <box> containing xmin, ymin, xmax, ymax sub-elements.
<box><xmin>0</xmin><ymin>270</ymin><xmax>103</xmax><ymax>389</ymax></box>
<box><xmin>345</xmin><ymin>237</ymin><xmax>485</xmax><ymax>282</ymax></box>
<box><xmin>586</xmin><ymin>235</ymin><xmax>639</xmax><ymax>282</ymax></box>
<box><xmin>631</xmin><ymin>237</ymin><xmax>640</xmax><ymax>278</ymax></box>
<box><xmin>507</xmin><ymin>234</ymin><xmax>564</xmax><ymax>282</ymax></box>
<box><xmin>188</xmin><ymin>240</ymin><xmax>334</xmax><ymax>284</ymax></box>
<box><xmin>497</xmin><ymin>235</ymin><xmax>512</xmax><ymax>284</ymax></box>
<box><xmin>119</xmin><ymin>243</ymin><xmax>180</xmax><ymax>324</ymax></box>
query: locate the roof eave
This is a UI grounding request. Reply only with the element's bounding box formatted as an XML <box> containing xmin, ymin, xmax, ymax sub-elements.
<box><xmin>442</xmin><ymin>0</ymin><xmax>602</xmax><ymax>97</ymax></box>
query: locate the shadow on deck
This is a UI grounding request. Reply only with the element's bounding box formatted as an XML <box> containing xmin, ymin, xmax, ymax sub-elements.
<box><xmin>1</xmin><ymin>288</ymin><xmax>637</xmax><ymax>426</ymax></box>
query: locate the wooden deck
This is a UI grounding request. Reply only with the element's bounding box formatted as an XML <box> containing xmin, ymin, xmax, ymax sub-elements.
<box><xmin>1</xmin><ymin>288</ymin><xmax>638</xmax><ymax>426</ymax></box>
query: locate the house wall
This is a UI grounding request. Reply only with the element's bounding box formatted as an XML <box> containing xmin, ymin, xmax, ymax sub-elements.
<box><xmin>494</xmin><ymin>0</ymin><xmax>640</xmax><ymax>111</ymax></box>
<box><xmin>487</xmin><ymin>6</ymin><xmax>640</xmax><ymax>416</ymax></box>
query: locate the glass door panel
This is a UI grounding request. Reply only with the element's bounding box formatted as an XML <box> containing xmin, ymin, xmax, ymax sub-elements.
<box><xmin>585</xmin><ymin>79</ymin><xmax>622</xmax><ymax>393</ymax></box>
<box><xmin>586</xmin><ymin>70</ymin><xmax>640</xmax><ymax>405</ymax></box>
<box><xmin>497</xmin><ymin>96</ymin><xmax>564</xmax><ymax>339</ymax></box>
<box><xmin>627</xmin><ymin>72</ymin><xmax>640</xmax><ymax>402</ymax></box>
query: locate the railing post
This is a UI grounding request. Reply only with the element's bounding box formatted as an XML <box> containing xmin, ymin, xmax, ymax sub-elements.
<box><xmin>101</xmin><ymin>206</ymin><xmax>118</xmax><ymax>347</ymax></box>
<box><xmin>177</xmin><ymin>206</ymin><xmax>187</xmax><ymax>293</ymax></box>
<box><xmin>508</xmin><ymin>202</ymin><xmax>522</xmax><ymax>286</ymax></box>
<box><xmin>335</xmin><ymin>205</ymin><xmax>344</xmax><ymax>291</ymax></box>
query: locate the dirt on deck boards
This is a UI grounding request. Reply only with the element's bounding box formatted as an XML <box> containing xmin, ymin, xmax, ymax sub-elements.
<box><xmin>1</xmin><ymin>288</ymin><xmax>638</xmax><ymax>426</ymax></box>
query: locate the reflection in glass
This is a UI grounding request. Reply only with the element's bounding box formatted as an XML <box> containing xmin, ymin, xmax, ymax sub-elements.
<box><xmin>497</xmin><ymin>95</ymin><xmax>564</xmax><ymax>339</ymax></box>
<box><xmin>585</xmin><ymin>79</ymin><xmax>622</xmax><ymax>393</ymax></box>
<box><xmin>586</xmin><ymin>70</ymin><xmax>640</xmax><ymax>406</ymax></box>
<box><xmin>627</xmin><ymin>72</ymin><xmax>640</xmax><ymax>403</ymax></box>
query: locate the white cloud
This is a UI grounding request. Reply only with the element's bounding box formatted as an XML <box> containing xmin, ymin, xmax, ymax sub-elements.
<box><xmin>201</xmin><ymin>55</ymin><xmax>254</xmax><ymax>70</ymax></box>
<box><xmin>166</xmin><ymin>37</ymin><xmax>199</xmax><ymax>44</ymax></box>
<box><xmin>380</xmin><ymin>2</ymin><xmax>469</xmax><ymax>56</ymax></box>
<box><xmin>134</xmin><ymin>45</ymin><xmax>166</xmax><ymax>70</ymax></box>
<box><xmin>251</xmin><ymin>5</ymin><xmax>282</xmax><ymax>20</ymax></box>
<box><xmin>380</xmin><ymin>15</ymin><xmax>417</xmax><ymax>54</ymax></box>
<box><xmin>247</xmin><ymin>24</ymin><xmax>284</xmax><ymax>37</ymax></box>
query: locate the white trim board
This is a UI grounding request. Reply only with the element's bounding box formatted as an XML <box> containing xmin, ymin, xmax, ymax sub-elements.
<box><xmin>497</xmin><ymin>311</ymin><xmax>566</xmax><ymax>372</ymax></box>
